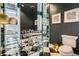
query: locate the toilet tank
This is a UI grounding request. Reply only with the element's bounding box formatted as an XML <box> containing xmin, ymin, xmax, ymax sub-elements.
<box><xmin>61</xmin><ymin>35</ymin><xmax>78</xmax><ymax>48</ymax></box>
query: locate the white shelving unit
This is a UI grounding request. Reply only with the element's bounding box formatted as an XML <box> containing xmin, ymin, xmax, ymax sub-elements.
<box><xmin>4</xmin><ymin>3</ymin><xmax>20</xmax><ymax>56</ymax></box>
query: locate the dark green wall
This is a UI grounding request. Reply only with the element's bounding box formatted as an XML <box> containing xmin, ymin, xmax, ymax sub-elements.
<box><xmin>49</xmin><ymin>3</ymin><xmax>63</xmax><ymax>44</ymax></box>
<box><xmin>50</xmin><ymin>3</ymin><xmax>79</xmax><ymax>43</ymax></box>
<box><xmin>20</xmin><ymin>11</ymin><xmax>33</xmax><ymax>31</ymax></box>
<box><xmin>50</xmin><ymin>3</ymin><xmax>79</xmax><ymax>54</ymax></box>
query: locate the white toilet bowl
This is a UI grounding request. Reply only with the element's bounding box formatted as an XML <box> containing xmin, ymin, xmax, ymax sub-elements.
<box><xmin>59</xmin><ymin>45</ymin><xmax>74</xmax><ymax>56</ymax></box>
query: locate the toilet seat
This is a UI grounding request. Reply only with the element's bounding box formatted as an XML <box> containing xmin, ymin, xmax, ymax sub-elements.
<box><xmin>59</xmin><ymin>45</ymin><xmax>74</xmax><ymax>56</ymax></box>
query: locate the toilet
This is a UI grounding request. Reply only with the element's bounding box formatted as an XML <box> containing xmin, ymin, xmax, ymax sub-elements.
<box><xmin>59</xmin><ymin>35</ymin><xmax>78</xmax><ymax>56</ymax></box>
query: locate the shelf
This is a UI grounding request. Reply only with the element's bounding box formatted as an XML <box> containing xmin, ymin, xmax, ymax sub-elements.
<box><xmin>27</xmin><ymin>33</ymin><xmax>42</xmax><ymax>37</ymax></box>
<box><xmin>20</xmin><ymin>32</ymin><xmax>43</xmax><ymax>56</ymax></box>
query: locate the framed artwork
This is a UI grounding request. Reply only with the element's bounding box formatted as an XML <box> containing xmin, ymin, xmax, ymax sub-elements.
<box><xmin>52</xmin><ymin>13</ymin><xmax>61</xmax><ymax>24</ymax></box>
<box><xmin>64</xmin><ymin>8</ymin><xmax>79</xmax><ymax>23</ymax></box>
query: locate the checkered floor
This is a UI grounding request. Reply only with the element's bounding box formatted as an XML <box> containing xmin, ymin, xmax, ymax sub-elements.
<box><xmin>25</xmin><ymin>43</ymin><xmax>61</xmax><ymax>56</ymax></box>
<box><xmin>39</xmin><ymin>47</ymin><xmax>60</xmax><ymax>56</ymax></box>
<box><xmin>21</xmin><ymin>39</ymin><xmax>78</xmax><ymax>56</ymax></box>
<box><xmin>39</xmin><ymin>43</ymin><xmax>79</xmax><ymax>56</ymax></box>
<box><xmin>39</xmin><ymin>43</ymin><xmax>60</xmax><ymax>56</ymax></box>
<box><xmin>21</xmin><ymin>45</ymin><xmax>78</xmax><ymax>56</ymax></box>
<box><xmin>27</xmin><ymin>46</ymin><xmax>60</xmax><ymax>56</ymax></box>
<box><xmin>24</xmin><ymin>45</ymin><xmax>56</xmax><ymax>56</ymax></box>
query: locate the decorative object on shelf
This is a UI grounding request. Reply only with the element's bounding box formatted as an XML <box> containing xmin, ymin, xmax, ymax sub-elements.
<box><xmin>64</xmin><ymin>8</ymin><xmax>79</xmax><ymax>23</ymax></box>
<box><xmin>49</xmin><ymin>43</ymin><xmax>61</xmax><ymax>53</ymax></box>
<box><xmin>0</xmin><ymin>13</ymin><xmax>17</xmax><ymax>24</ymax></box>
<box><xmin>0</xmin><ymin>13</ymin><xmax>9</xmax><ymax>24</ymax></box>
<box><xmin>52</xmin><ymin>43</ymin><xmax>60</xmax><ymax>53</ymax></box>
<box><xmin>52</xmin><ymin>13</ymin><xmax>61</xmax><ymax>24</ymax></box>
<box><xmin>34</xmin><ymin>20</ymin><xmax>38</xmax><ymax>25</ymax></box>
<box><xmin>9</xmin><ymin>17</ymin><xmax>17</xmax><ymax>24</ymax></box>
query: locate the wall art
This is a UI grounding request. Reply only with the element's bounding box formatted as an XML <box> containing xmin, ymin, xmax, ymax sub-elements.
<box><xmin>64</xmin><ymin>8</ymin><xmax>79</xmax><ymax>23</ymax></box>
<box><xmin>52</xmin><ymin>13</ymin><xmax>61</xmax><ymax>24</ymax></box>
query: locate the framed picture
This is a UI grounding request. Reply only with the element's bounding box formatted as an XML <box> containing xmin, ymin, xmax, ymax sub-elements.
<box><xmin>64</xmin><ymin>8</ymin><xmax>79</xmax><ymax>23</ymax></box>
<box><xmin>52</xmin><ymin>13</ymin><xmax>61</xmax><ymax>24</ymax></box>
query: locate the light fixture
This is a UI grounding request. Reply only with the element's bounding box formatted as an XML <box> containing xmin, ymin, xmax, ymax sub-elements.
<box><xmin>30</xmin><ymin>5</ymin><xmax>35</xmax><ymax>8</ymax></box>
<box><xmin>21</xmin><ymin>4</ymin><xmax>24</xmax><ymax>7</ymax></box>
<box><xmin>50</xmin><ymin>4</ymin><xmax>58</xmax><ymax>14</ymax></box>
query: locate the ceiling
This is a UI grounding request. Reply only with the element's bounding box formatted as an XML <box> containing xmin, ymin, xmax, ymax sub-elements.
<box><xmin>18</xmin><ymin>3</ymin><xmax>79</xmax><ymax>20</ymax></box>
<box><xmin>18</xmin><ymin>3</ymin><xmax>37</xmax><ymax>20</ymax></box>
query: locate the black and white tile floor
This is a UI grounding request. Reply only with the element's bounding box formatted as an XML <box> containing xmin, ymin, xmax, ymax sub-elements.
<box><xmin>39</xmin><ymin>45</ymin><xmax>78</xmax><ymax>56</ymax></box>
<box><xmin>39</xmin><ymin>47</ymin><xmax>60</xmax><ymax>56</ymax></box>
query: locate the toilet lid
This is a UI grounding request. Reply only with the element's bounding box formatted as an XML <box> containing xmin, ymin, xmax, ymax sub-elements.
<box><xmin>59</xmin><ymin>45</ymin><xmax>73</xmax><ymax>53</ymax></box>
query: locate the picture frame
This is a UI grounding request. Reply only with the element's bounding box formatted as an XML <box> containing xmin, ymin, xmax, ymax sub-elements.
<box><xmin>52</xmin><ymin>13</ymin><xmax>61</xmax><ymax>24</ymax></box>
<box><xmin>64</xmin><ymin>8</ymin><xmax>79</xmax><ymax>23</ymax></box>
